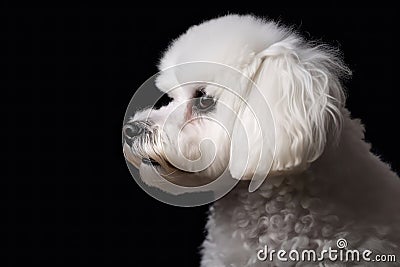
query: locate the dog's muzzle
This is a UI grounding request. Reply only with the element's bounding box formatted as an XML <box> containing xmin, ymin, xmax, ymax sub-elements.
<box><xmin>123</xmin><ymin>121</ymin><xmax>147</xmax><ymax>146</ymax></box>
<box><xmin>123</xmin><ymin>121</ymin><xmax>161</xmax><ymax>166</ymax></box>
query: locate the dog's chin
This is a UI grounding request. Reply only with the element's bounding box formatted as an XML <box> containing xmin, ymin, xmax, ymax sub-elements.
<box><xmin>123</xmin><ymin>142</ymin><xmax>220</xmax><ymax>193</ymax></box>
<box><xmin>123</xmin><ymin>142</ymin><xmax>164</xmax><ymax>170</ymax></box>
<box><xmin>123</xmin><ymin>143</ymin><xmax>141</xmax><ymax>168</ymax></box>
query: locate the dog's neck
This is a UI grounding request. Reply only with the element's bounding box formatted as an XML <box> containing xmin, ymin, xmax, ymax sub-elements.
<box><xmin>211</xmin><ymin>115</ymin><xmax>400</xmax><ymax>246</ymax></box>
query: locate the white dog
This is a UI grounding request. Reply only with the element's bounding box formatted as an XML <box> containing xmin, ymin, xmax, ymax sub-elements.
<box><xmin>123</xmin><ymin>15</ymin><xmax>400</xmax><ymax>266</ymax></box>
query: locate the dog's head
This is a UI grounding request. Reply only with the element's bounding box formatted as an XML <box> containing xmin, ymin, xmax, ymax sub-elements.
<box><xmin>123</xmin><ymin>15</ymin><xmax>349</xmax><ymax>194</ymax></box>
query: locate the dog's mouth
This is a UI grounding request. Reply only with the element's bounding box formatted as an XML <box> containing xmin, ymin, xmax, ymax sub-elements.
<box><xmin>141</xmin><ymin>157</ymin><xmax>160</xmax><ymax>166</ymax></box>
<box><xmin>141</xmin><ymin>156</ymin><xmax>196</xmax><ymax>175</ymax></box>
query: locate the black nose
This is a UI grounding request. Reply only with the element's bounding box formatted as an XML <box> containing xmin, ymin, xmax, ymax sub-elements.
<box><xmin>123</xmin><ymin>122</ymin><xmax>144</xmax><ymax>142</ymax></box>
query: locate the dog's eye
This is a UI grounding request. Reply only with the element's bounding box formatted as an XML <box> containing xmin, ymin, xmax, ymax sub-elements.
<box><xmin>153</xmin><ymin>93</ymin><xmax>173</xmax><ymax>110</ymax></box>
<box><xmin>194</xmin><ymin>88</ymin><xmax>216</xmax><ymax>112</ymax></box>
<box><xmin>198</xmin><ymin>96</ymin><xmax>215</xmax><ymax>110</ymax></box>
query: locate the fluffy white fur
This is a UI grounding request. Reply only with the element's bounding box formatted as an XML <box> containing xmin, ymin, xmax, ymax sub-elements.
<box><xmin>123</xmin><ymin>15</ymin><xmax>400</xmax><ymax>266</ymax></box>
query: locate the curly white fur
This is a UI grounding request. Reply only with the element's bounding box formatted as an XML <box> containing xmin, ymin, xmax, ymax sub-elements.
<box><xmin>202</xmin><ymin>115</ymin><xmax>400</xmax><ymax>266</ymax></box>
<box><xmin>123</xmin><ymin>15</ymin><xmax>400</xmax><ymax>266</ymax></box>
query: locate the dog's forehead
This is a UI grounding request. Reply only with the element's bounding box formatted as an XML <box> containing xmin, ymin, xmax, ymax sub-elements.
<box><xmin>156</xmin><ymin>72</ymin><xmax>231</xmax><ymax>100</ymax></box>
<box><xmin>164</xmin><ymin>84</ymin><xmax>195</xmax><ymax>100</ymax></box>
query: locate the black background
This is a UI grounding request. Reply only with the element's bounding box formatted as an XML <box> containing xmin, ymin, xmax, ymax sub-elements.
<box><xmin>2</xmin><ymin>8</ymin><xmax>399</xmax><ymax>267</ymax></box>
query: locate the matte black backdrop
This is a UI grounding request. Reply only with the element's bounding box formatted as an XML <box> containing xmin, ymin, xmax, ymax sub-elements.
<box><xmin>3</xmin><ymin>8</ymin><xmax>399</xmax><ymax>267</ymax></box>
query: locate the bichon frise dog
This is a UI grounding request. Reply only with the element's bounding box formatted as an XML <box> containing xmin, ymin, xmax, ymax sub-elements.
<box><xmin>123</xmin><ymin>15</ymin><xmax>400</xmax><ymax>266</ymax></box>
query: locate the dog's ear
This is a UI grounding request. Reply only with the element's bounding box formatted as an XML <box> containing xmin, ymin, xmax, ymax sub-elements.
<box><xmin>229</xmin><ymin>38</ymin><xmax>348</xmax><ymax>187</ymax></box>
